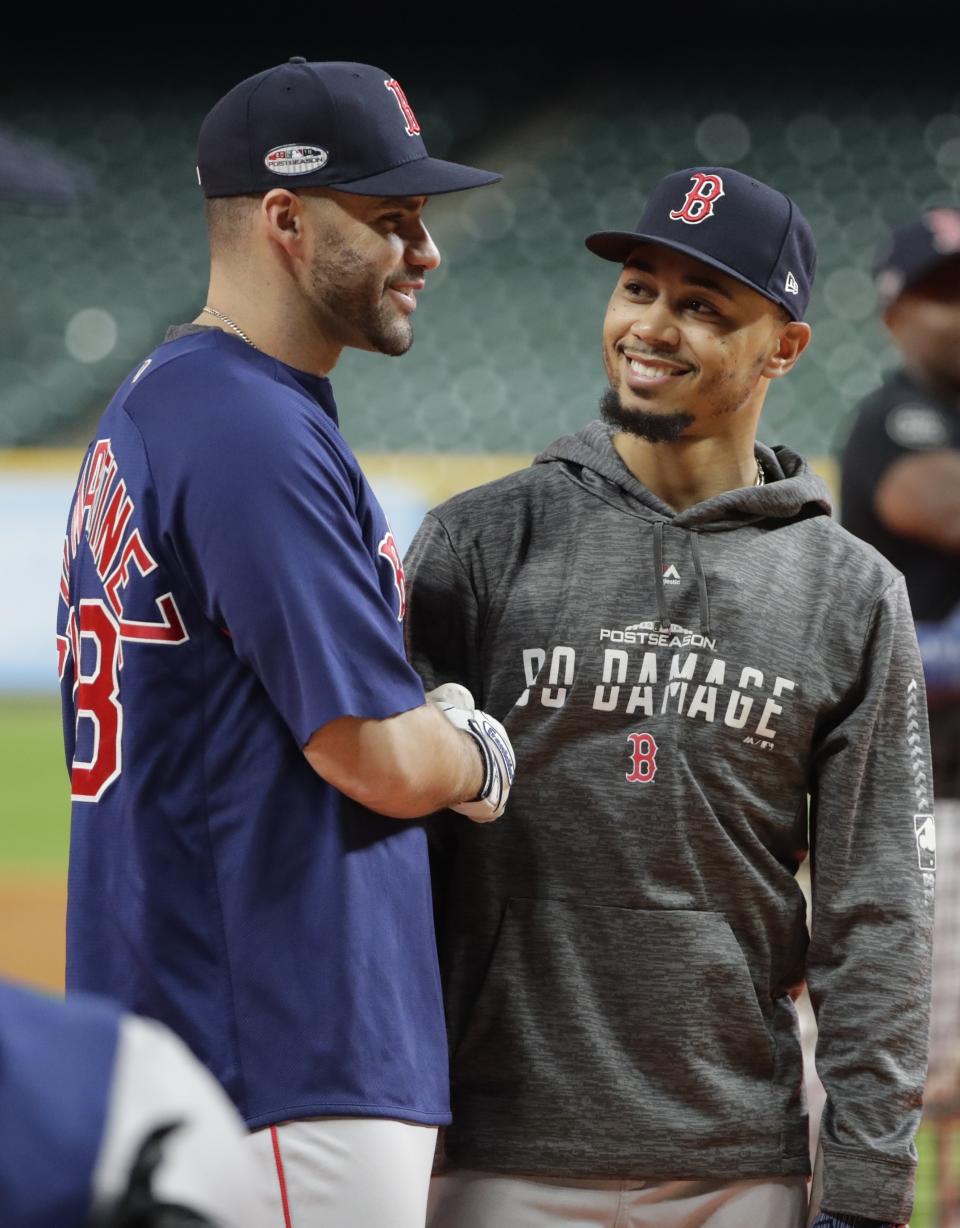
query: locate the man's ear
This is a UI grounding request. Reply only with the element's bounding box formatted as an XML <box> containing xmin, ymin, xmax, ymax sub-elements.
<box><xmin>764</xmin><ymin>320</ymin><xmax>812</xmax><ymax>379</ymax></box>
<box><xmin>260</xmin><ymin>188</ymin><xmax>307</xmax><ymax>257</ymax></box>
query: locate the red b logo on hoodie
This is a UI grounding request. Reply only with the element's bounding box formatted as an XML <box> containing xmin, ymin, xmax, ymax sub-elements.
<box><xmin>669</xmin><ymin>172</ymin><xmax>725</xmax><ymax>225</ymax></box>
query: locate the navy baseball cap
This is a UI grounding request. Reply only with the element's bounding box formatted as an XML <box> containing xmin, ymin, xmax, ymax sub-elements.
<box><xmin>197</xmin><ymin>58</ymin><xmax>501</xmax><ymax>198</ymax></box>
<box><xmin>874</xmin><ymin>208</ymin><xmax>960</xmax><ymax>307</ymax></box>
<box><xmin>585</xmin><ymin>167</ymin><xmax>816</xmax><ymax>320</ymax></box>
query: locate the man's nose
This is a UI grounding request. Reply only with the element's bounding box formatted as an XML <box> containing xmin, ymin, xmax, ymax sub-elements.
<box><xmin>408</xmin><ymin>223</ymin><xmax>441</xmax><ymax>271</ymax></box>
<box><xmin>628</xmin><ymin>303</ymin><xmax>681</xmax><ymax>350</ymax></box>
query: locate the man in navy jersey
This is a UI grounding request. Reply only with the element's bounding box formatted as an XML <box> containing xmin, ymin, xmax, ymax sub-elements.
<box><xmin>57</xmin><ymin>59</ymin><xmax>514</xmax><ymax>1228</ymax></box>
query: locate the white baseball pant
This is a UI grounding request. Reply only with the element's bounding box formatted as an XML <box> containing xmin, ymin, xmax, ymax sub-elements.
<box><xmin>246</xmin><ymin>1117</ymin><xmax>438</xmax><ymax>1228</ymax></box>
<box><xmin>427</xmin><ymin>1169</ymin><xmax>812</xmax><ymax>1228</ymax></box>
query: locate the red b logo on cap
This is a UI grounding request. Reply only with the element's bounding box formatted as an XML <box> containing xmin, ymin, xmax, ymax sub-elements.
<box><xmin>384</xmin><ymin>79</ymin><xmax>421</xmax><ymax>137</ymax></box>
<box><xmin>669</xmin><ymin>172</ymin><xmax>725</xmax><ymax>225</ymax></box>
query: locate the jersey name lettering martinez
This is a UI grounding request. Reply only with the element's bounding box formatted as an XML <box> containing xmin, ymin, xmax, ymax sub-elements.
<box><xmin>58</xmin><ymin>437</ymin><xmax>189</xmax><ymax>802</ymax></box>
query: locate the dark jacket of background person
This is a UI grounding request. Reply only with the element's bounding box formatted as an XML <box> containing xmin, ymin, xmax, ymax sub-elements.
<box><xmin>405</xmin><ymin>423</ymin><xmax>935</xmax><ymax>1226</ymax></box>
<box><xmin>840</xmin><ymin>367</ymin><xmax>960</xmax><ymax>799</ymax></box>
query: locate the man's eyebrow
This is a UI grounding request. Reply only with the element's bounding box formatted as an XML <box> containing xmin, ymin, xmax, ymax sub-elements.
<box><xmin>373</xmin><ymin>196</ymin><xmax>426</xmax><ymax>211</ymax></box>
<box><xmin>683</xmin><ymin>273</ymin><xmax>735</xmax><ymax>301</ymax></box>
<box><xmin>623</xmin><ymin>257</ymin><xmax>735</xmax><ymax>302</ymax></box>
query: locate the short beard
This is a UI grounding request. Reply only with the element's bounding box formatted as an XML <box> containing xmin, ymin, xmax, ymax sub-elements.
<box><xmin>309</xmin><ymin>238</ymin><xmax>413</xmax><ymax>357</ymax></box>
<box><xmin>599</xmin><ymin>387</ymin><xmax>694</xmax><ymax>443</ymax></box>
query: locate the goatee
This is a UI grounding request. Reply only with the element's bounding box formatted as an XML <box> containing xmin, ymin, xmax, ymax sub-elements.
<box><xmin>599</xmin><ymin>387</ymin><xmax>694</xmax><ymax>443</ymax></box>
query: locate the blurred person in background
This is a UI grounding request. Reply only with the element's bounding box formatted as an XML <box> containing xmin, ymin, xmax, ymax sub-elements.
<box><xmin>0</xmin><ymin>977</ymin><xmax>262</xmax><ymax>1226</ymax></box>
<box><xmin>56</xmin><ymin>58</ymin><xmax>513</xmax><ymax>1228</ymax></box>
<box><xmin>839</xmin><ymin>208</ymin><xmax>960</xmax><ymax>1108</ymax></box>
<box><xmin>407</xmin><ymin>167</ymin><xmax>933</xmax><ymax>1228</ymax></box>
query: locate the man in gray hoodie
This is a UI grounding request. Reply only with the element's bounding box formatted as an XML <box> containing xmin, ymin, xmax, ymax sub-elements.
<box><xmin>404</xmin><ymin>168</ymin><xmax>934</xmax><ymax>1228</ymax></box>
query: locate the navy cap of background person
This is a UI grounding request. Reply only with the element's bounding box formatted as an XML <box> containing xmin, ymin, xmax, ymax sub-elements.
<box><xmin>196</xmin><ymin>57</ymin><xmax>501</xmax><ymax>198</ymax></box>
<box><xmin>874</xmin><ymin>208</ymin><xmax>960</xmax><ymax>309</ymax></box>
<box><xmin>585</xmin><ymin>166</ymin><xmax>817</xmax><ymax>320</ymax></box>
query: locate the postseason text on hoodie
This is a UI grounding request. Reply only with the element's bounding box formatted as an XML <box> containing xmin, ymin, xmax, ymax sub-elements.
<box><xmin>404</xmin><ymin>422</ymin><xmax>936</xmax><ymax>1226</ymax></box>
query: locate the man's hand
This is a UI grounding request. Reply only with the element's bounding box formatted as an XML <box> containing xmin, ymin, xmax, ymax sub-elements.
<box><xmin>427</xmin><ymin>684</ymin><xmax>516</xmax><ymax>823</ymax></box>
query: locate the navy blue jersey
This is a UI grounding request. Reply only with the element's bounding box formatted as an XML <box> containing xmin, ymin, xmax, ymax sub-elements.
<box><xmin>0</xmin><ymin>980</ymin><xmax>119</xmax><ymax>1226</ymax></box>
<box><xmin>57</xmin><ymin>328</ymin><xmax>449</xmax><ymax>1129</ymax></box>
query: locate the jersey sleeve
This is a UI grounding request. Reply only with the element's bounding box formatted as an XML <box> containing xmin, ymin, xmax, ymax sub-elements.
<box><xmin>806</xmin><ymin>574</ymin><xmax>935</xmax><ymax>1223</ymax></box>
<box><xmin>135</xmin><ymin>398</ymin><xmax>425</xmax><ymax>747</ymax></box>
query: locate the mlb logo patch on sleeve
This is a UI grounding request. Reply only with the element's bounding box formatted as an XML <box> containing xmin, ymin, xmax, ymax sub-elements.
<box><xmin>915</xmin><ymin>813</ymin><xmax>936</xmax><ymax>871</ymax></box>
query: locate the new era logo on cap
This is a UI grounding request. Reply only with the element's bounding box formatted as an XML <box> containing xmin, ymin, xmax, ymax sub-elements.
<box><xmin>584</xmin><ymin>165</ymin><xmax>817</xmax><ymax>320</ymax></box>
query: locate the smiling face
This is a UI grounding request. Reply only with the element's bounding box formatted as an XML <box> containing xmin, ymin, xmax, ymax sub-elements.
<box><xmin>300</xmin><ymin>189</ymin><xmax>441</xmax><ymax>356</ymax></box>
<box><xmin>601</xmin><ymin>242</ymin><xmax>803</xmax><ymax>441</ymax></box>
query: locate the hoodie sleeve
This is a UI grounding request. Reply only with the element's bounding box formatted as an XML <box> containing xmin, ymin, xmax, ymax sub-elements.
<box><xmin>807</xmin><ymin>573</ymin><xmax>935</xmax><ymax>1224</ymax></box>
<box><xmin>403</xmin><ymin>509</ymin><xmax>485</xmax><ymax>901</ymax></box>
<box><xmin>403</xmin><ymin>511</ymin><xmax>485</xmax><ymax>703</ymax></box>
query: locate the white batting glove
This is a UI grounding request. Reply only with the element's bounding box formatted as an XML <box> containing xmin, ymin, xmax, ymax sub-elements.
<box><xmin>427</xmin><ymin>684</ymin><xmax>516</xmax><ymax>823</ymax></box>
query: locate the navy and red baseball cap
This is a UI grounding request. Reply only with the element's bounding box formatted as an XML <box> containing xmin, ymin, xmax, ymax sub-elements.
<box><xmin>874</xmin><ymin>208</ymin><xmax>960</xmax><ymax>307</ymax></box>
<box><xmin>197</xmin><ymin>58</ymin><xmax>501</xmax><ymax>198</ymax></box>
<box><xmin>585</xmin><ymin>167</ymin><xmax>816</xmax><ymax>320</ymax></box>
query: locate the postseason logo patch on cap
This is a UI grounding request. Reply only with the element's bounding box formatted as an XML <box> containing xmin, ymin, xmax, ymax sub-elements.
<box><xmin>264</xmin><ymin>144</ymin><xmax>329</xmax><ymax>176</ymax></box>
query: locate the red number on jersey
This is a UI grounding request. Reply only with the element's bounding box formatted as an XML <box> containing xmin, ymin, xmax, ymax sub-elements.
<box><xmin>70</xmin><ymin>599</ymin><xmax>122</xmax><ymax>802</ymax></box>
<box><xmin>626</xmin><ymin>732</ymin><xmax>658</xmax><ymax>784</ymax></box>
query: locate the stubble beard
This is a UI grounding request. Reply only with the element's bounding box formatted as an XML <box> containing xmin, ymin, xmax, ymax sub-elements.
<box><xmin>598</xmin><ymin>387</ymin><xmax>695</xmax><ymax>443</ymax></box>
<box><xmin>309</xmin><ymin>238</ymin><xmax>414</xmax><ymax>357</ymax></box>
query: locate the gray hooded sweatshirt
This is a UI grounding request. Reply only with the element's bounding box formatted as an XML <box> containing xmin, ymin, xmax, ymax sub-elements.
<box><xmin>404</xmin><ymin>422</ymin><xmax>936</xmax><ymax>1225</ymax></box>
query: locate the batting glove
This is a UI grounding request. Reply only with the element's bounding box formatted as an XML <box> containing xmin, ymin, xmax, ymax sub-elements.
<box><xmin>810</xmin><ymin>1213</ymin><xmax>906</xmax><ymax>1228</ymax></box>
<box><xmin>427</xmin><ymin>684</ymin><xmax>516</xmax><ymax>823</ymax></box>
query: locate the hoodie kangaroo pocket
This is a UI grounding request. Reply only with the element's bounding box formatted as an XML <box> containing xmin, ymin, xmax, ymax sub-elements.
<box><xmin>451</xmin><ymin>897</ymin><xmax>777</xmax><ymax>1152</ymax></box>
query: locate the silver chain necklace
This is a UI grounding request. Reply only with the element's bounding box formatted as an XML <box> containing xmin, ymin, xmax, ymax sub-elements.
<box><xmin>201</xmin><ymin>306</ymin><xmax>258</xmax><ymax>350</ymax></box>
<box><xmin>755</xmin><ymin>459</ymin><xmax>765</xmax><ymax>487</ymax></box>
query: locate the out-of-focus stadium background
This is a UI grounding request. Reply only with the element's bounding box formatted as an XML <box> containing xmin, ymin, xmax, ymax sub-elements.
<box><xmin>2</xmin><ymin>19</ymin><xmax>958</xmax><ymax>1223</ymax></box>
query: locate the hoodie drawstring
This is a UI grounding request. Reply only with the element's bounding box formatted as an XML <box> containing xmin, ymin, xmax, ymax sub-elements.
<box><xmin>689</xmin><ymin>531</ymin><xmax>712</xmax><ymax>637</ymax></box>
<box><xmin>652</xmin><ymin>521</ymin><xmax>671</xmax><ymax>631</ymax></box>
<box><xmin>652</xmin><ymin>522</ymin><xmax>712</xmax><ymax>637</ymax></box>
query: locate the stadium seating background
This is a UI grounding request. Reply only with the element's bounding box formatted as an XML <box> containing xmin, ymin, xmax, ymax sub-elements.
<box><xmin>2</xmin><ymin>61</ymin><xmax>959</xmax><ymax>460</ymax></box>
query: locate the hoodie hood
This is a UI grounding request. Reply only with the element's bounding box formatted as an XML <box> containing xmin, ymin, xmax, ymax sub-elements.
<box><xmin>534</xmin><ymin>421</ymin><xmax>832</xmax><ymax>636</ymax></box>
<box><xmin>533</xmin><ymin>420</ymin><xmax>832</xmax><ymax>531</ymax></box>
